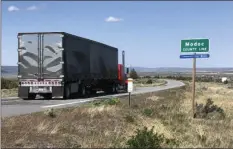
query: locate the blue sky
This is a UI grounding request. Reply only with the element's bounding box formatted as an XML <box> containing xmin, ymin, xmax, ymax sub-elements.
<box><xmin>2</xmin><ymin>1</ymin><xmax>233</xmax><ymax>68</ymax></box>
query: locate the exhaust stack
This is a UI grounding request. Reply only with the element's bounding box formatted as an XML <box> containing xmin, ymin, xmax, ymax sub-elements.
<box><xmin>122</xmin><ymin>50</ymin><xmax>126</xmax><ymax>80</ymax></box>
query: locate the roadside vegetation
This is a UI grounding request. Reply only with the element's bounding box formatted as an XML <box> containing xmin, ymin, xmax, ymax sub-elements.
<box><xmin>2</xmin><ymin>81</ymin><xmax>233</xmax><ymax>148</ymax></box>
<box><xmin>1</xmin><ymin>77</ymin><xmax>18</xmax><ymax>98</ymax></box>
<box><xmin>134</xmin><ymin>78</ymin><xmax>167</xmax><ymax>87</ymax></box>
<box><xmin>1</xmin><ymin>77</ymin><xmax>18</xmax><ymax>89</ymax></box>
<box><xmin>1</xmin><ymin>72</ymin><xmax>232</xmax><ymax>98</ymax></box>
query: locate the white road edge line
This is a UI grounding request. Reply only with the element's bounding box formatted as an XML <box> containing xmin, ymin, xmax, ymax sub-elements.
<box><xmin>2</xmin><ymin>97</ymin><xmax>19</xmax><ymax>100</ymax></box>
<box><xmin>41</xmin><ymin>81</ymin><xmax>185</xmax><ymax>109</ymax></box>
<box><xmin>41</xmin><ymin>99</ymin><xmax>94</xmax><ymax>108</ymax></box>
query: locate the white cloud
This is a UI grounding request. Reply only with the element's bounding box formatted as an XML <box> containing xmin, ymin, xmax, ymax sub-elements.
<box><xmin>26</xmin><ymin>5</ymin><xmax>38</xmax><ymax>11</ymax></box>
<box><xmin>8</xmin><ymin>5</ymin><xmax>20</xmax><ymax>12</ymax></box>
<box><xmin>105</xmin><ymin>16</ymin><xmax>123</xmax><ymax>22</ymax></box>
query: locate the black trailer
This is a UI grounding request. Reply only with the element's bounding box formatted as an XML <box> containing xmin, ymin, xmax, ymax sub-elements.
<box><xmin>17</xmin><ymin>32</ymin><xmax>124</xmax><ymax>99</ymax></box>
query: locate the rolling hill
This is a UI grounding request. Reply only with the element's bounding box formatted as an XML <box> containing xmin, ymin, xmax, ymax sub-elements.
<box><xmin>1</xmin><ymin>66</ymin><xmax>233</xmax><ymax>78</ymax></box>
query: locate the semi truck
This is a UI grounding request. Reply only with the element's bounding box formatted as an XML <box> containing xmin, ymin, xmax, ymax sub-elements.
<box><xmin>17</xmin><ymin>32</ymin><xmax>129</xmax><ymax>100</ymax></box>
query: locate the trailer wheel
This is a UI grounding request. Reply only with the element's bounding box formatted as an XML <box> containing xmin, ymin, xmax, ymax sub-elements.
<box><xmin>81</xmin><ymin>85</ymin><xmax>86</xmax><ymax>97</ymax></box>
<box><xmin>90</xmin><ymin>90</ymin><xmax>97</xmax><ymax>95</ymax></box>
<box><xmin>25</xmin><ymin>93</ymin><xmax>36</xmax><ymax>100</ymax></box>
<box><xmin>115</xmin><ymin>85</ymin><xmax>119</xmax><ymax>93</ymax></box>
<box><xmin>44</xmin><ymin>93</ymin><xmax>52</xmax><ymax>100</ymax></box>
<box><xmin>112</xmin><ymin>85</ymin><xmax>116</xmax><ymax>93</ymax></box>
<box><xmin>113</xmin><ymin>84</ymin><xmax>119</xmax><ymax>94</ymax></box>
<box><xmin>65</xmin><ymin>84</ymin><xmax>70</xmax><ymax>99</ymax></box>
<box><xmin>108</xmin><ymin>84</ymin><xmax>117</xmax><ymax>94</ymax></box>
<box><xmin>124</xmin><ymin>84</ymin><xmax>128</xmax><ymax>92</ymax></box>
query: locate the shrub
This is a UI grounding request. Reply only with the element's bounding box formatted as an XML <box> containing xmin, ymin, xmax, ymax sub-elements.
<box><xmin>44</xmin><ymin>108</ymin><xmax>56</xmax><ymax>118</ymax></box>
<box><xmin>223</xmin><ymin>80</ymin><xmax>228</xmax><ymax>84</ymax></box>
<box><xmin>126</xmin><ymin>126</ymin><xmax>179</xmax><ymax>148</ymax></box>
<box><xmin>201</xmin><ymin>86</ymin><xmax>208</xmax><ymax>91</ymax></box>
<box><xmin>228</xmin><ymin>83</ymin><xmax>233</xmax><ymax>89</ymax></box>
<box><xmin>196</xmin><ymin>98</ymin><xmax>225</xmax><ymax>120</ymax></box>
<box><xmin>64</xmin><ymin>136</ymin><xmax>81</xmax><ymax>148</ymax></box>
<box><xmin>146</xmin><ymin>79</ymin><xmax>153</xmax><ymax>84</ymax></box>
<box><xmin>143</xmin><ymin>108</ymin><xmax>153</xmax><ymax>117</ymax></box>
<box><xmin>144</xmin><ymin>76</ymin><xmax>151</xmax><ymax>79</ymax></box>
<box><xmin>127</xmin><ymin>126</ymin><xmax>164</xmax><ymax>148</ymax></box>
<box><xmin>107</xmin><ymin>98</ymin><xmax>120</xmax><ymax>105</ymax></box>
<box><xmin>92</xmin><ymin>101</ymin><xmax>102</xmax><ymax>106</ymax></box>
<box><xmin>153</xmin><ymin>75</ymin><xmax>160</xmax><ymax>79</ymax></box>
<box><xmin>92</xmin><ymin>98</ymin><xmax>120</xmax><ymax>107</ymax></box>
<box><xmin>1</xmin><ymin>78</ymin><xmax>18</xmax><ymax>89</ymax></box>
<box><xmin>124</xmin><ymin>114</ymin><xmax>135</xmax><ymax>123</ymax></box>
<box><xmin>132</xmin><ymin>104</ymin><xmax>139</xmax><ymax>109</ymax></box>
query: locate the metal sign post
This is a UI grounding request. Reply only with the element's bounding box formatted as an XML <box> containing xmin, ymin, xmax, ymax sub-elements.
<box><xmin>192</xmin><ymin>53</ymin><xmax>196</xmax><ymax>118</ymax></box>
<box><xmin>127</xmin><ymin>78</ymin><xmax>133</xmax><ymax>107</ymax></box>
<box><xmin>180</xmin><ymin>39</ymin><xmax>210</xmax><ymax>118</ymax></box>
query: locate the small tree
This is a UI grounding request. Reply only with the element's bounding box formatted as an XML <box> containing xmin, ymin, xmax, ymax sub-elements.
<box><xmin>130</xmin><ymin>68</ymin><xmax>139</xmax><ymax>79</ymax></box>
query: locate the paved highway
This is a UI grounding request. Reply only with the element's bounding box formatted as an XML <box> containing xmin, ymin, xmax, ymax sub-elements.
<box><xmin>1</xmin><ymin>80</ymin><xmax>185</xmax><ymax>117</ymax></box>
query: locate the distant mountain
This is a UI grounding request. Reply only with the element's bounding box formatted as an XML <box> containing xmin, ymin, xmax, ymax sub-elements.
<box><xmin>1</xmin><ymin>66</ymin><xmax>18</xmax><ymax>78</ymax></box>
<box><xmin>133</xmin><ymin>67</ymin><xmax>233</xmax><ymax>73</ymax></box>
<box><xmin>1</xmin><ymin>66</ymin><xmax>233</xmax><ymax>78</ymax></box>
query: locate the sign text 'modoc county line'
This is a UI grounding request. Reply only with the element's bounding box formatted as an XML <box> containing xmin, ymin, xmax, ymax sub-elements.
<box><xmin>181</xmin><ymin>39</ymin><xmax>209</xmax><ymax>53</ymax></box>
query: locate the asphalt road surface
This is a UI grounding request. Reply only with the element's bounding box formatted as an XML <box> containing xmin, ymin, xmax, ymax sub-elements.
<box><xmin>1</xmin><ymin>80</ymin><xmax>185</xmax><ymax>117</ymax></box>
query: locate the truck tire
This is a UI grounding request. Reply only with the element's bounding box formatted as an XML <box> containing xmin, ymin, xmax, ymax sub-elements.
<box><xmin>90</xmin><ymin>90</ymin><xmax>97</xmax><ymax>95</ymax></box>
<box><xmin>115</xmin><ymin>84</ymin><xmax>119</xmax><ymax>93</ymax></box>
<box><xmin>80</xmin><ymin>85</ymin><xmax>86</xmax><ymax>97</ymax></box>
<box><xmin>105</xmin><ymin>84</ymin><xmax>116</xmax><ymax>94</ymax></box>
<box><xmin>111</xmin><ymin>85</ymin><xmax>116</xmax><ymax>93</ymax></box>
<box><xmin>64</xmin><ymin>84</ymin><xmax>70</xmax><ymax>99</ymax></box>
<box><xmin>112</xmin><ymin>84</ymin><xmax>117</xmax><ymax>93</ymax></box>
<box><xmin>44</xmin><ymin>93</ymin><xmax>52</xmax><ymax>100</ymax></box>
<box><xmin>125</xmin><ymin>84</ymin><xmax>128</xmax><ymax>92</ymax></box>
<box><xmin>23</xmin><ymin>93</ymin><xmax>36</xmax><ymax>100</ymax></box>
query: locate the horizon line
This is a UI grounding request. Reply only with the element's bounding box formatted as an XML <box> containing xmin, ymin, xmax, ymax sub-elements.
<box><xmin>1</xmin><ymin>65</ymin><xmax>233</xmax><ymax>69</ymax></box>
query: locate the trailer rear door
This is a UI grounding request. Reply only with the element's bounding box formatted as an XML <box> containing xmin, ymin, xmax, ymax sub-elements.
<box><xmin>18</xmin><ymin>33</ymin><xmax>64</xmax><ymax>79</ymax></box>
<box><xmin>18</xmin><ymin>33</ymin><xmax>40</xmax><ymax>79</ymax></box>
<box><xmin>42</xmin><ymin>33</ymin><xmax>63</xmax><ymax>78</ymax></box>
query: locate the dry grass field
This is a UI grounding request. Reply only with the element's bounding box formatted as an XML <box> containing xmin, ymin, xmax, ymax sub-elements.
<box><xmin>1</xmin><ymin>81</ymin><xmax>233</xmax><ymax>148</ymax></box>
<box><xmin>1</xmin><ymin>88</ymin><xmax>18</xmax><ymax>98</ymax></box>
<box><xmin>1</xmin><ymin>78</ymin><xmax>18</xmax><ymax>98</ymax></box>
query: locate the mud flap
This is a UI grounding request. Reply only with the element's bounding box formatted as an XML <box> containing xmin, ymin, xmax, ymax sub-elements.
<box><xmin>52</xmin><ymin>86</ymin><xmax>64</xmax><ymax>98</ymax></box>
<box><xmin>18</xmin><ymin>86</ymin><xmax>29</xmax><ymax>99</ymax></box>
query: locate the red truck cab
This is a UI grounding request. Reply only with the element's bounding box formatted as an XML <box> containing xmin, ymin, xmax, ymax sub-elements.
<box><xmin>118</xmin><ymin>64</ymin><xmax>129</xmax><ymax>91</ymax></box>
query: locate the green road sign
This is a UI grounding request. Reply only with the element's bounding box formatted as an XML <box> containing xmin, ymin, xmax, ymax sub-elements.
<box><xmin>181</xmin><ymin>39</ymin><xmax>209</xmax><ymax>53</ymax></box>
